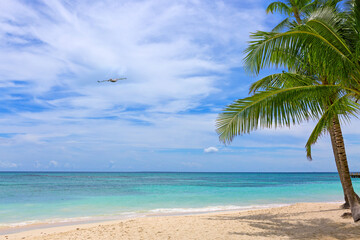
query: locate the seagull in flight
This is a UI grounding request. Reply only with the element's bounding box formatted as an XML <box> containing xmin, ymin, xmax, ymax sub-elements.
<box><xmin>98</xmin><ymin>78</ymin><xmax>127</xmax><ymax>83</ymax></box>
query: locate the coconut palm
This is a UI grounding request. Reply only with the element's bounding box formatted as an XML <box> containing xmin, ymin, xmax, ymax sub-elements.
<box><xmin>216</xmin><ymin>71</ymin><xmax>360</xmax><ymax>221</ymax></box>
<box><xmin>217</xmin><ymin>2</ymin><xmax>360</xmax><ymax>221</ymax></box>
<box><xmin>267</xmin><ymin>0</ymin><xmax>312</xmax><ymax>26</ymax></box>
<box><xmin>241</xmin><ymin>65</ymin><xmax>359</xmax><ymax>209</ymax></box>
<box><xmin>265</xmin><ymin>0</ymin><xmax>357</xmax><ymax>209</ymax></box>
<box><xmin>266</xmin><ymin>0</ymin><xmax>341</xmax><ymax>32</ymax></box>
<box><xmin>244</xmin><ymin>3</ymin><xmax>360</xmax><ymax>218</ymax></box>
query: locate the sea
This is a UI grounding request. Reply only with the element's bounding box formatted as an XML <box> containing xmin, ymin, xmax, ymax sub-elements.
<box><xmin>1</xmin><ymin>172</ymin><xmax>359</xmax><ymax>232</ymax></box>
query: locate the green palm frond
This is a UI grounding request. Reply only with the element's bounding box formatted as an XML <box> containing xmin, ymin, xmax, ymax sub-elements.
<box><xmin>305</xmin><ymin>95</ymin><xmax>360</xmax><ymax>159</ymax></box>
<box><xmin>307</xmin><ymin>8</ymin><xmax>352</xmax><ymax>57</ymax></box>
<box><xmin>266</xmin><ymin>1</ymin><xmax>292</xmax><ymax>15</ymax></box>
<box><xmin>216</xmin><ymin>85</ymin><xmax>341</xmax><ymax>144</ymax></box>
<box><xmin>305</xmin><ymin>0</ymin><xmax>342</xmax><ymax>14</ymax></box>
<box><xmin>299</xmin><ymin>1</ymin><xmax>317</xmax><ymax>16</ymax></box>
<box><xmin>346</xmin><ymin>0</ymin><xmax>360</xmax><ymax>50</ymax></box>
<box><xmin>244</xmin><ymin>10</ymin><xmax>357</xmax><ymax>84</ymax></box>
<box><xmin>271</xmin><ymin>17</ymin><xmax>292</xmax><ymax>32</ymax></box>
<box><xmin>352</xmin><ymin>0</ymin><xmax>360</xmax><ymax>34</ymax></box>
<box><xmin>219</xmin><ymin>0</ymin><xmax>360</xmax><ymax>163</ymax></box>
<box><xmin>249</xmin><ymin>72</ymin><xmax>318</xmax><ymax>94</ymax></box>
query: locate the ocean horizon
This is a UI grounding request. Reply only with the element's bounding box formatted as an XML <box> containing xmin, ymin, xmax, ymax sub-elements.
<box><xmin>1</xmin><ymin>171</ymin><xmax>359</xmax><ymax>232</ymax></box>
<box><xmin>0</xmin><ymin>171</ymin><xmax>360</xmax><ymax>228</ymax></box>
<box><xmin>0</xmin><ymin>171</ymin><xmax>347</xmax><ymax>173</ymax></box>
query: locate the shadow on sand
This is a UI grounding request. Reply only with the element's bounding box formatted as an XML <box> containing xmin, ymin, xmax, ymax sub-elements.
<box><xmin>206</xmin><ymin>208</ymin><xmax>360</xmax><ymax>240</ymax></box>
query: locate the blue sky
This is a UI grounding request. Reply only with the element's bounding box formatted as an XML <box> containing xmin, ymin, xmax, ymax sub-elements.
<box><xmin>0</xmin><ymin>0</ymin><xmax>359</xmax><ymax>172</ymax></box>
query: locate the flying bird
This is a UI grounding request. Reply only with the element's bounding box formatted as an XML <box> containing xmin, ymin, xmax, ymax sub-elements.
<box><xmin>98</xmin><ymin>78</ymin><xmax>127</xmax><ymax>83</ymax></box>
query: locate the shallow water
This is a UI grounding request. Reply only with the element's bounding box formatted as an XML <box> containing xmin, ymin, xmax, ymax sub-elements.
<box><xmin>0</xmin><ymin>172</ymin><xmax>358</xmax><ymax>227</ymax></box>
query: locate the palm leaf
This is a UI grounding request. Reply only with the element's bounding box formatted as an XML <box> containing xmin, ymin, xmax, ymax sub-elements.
<box><xmin>244</xmin><ymin>24</ymin><xmax>355</xmax><ymax>84</ymax></box>
<box><xmin>249</xmin><ymin>72</ymin><xmax>318</xmax><ymax>94</ymax></box>
<box><xmin>266</xmin><ymin>1</ymin><xmax>292</xmax><ymax>15</ymax></box>
<box><xmin>216</xmin><ymin>85</ymin><xmax>341</xmax><ymax>144</ymax></box>
<box><xmin>305</xmin><ymin>94</ymin><xmax>360</xmax><ymax>159</ymax></box>
<box><xmin>272</xmin><ymin>17</ymin><xmax>291</xmax><ymax>32</ymax></box>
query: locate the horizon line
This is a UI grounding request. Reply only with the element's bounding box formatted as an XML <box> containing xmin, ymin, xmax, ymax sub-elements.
<box><xmin>0</xmin><ymin>171</ymin><xmax>340</xmax><ymax>173</ymax></box>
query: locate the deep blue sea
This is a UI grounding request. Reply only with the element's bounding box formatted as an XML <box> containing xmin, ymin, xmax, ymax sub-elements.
<box><xmin>1</xmin><ymin>172</ymin><xmax>359</xmax><ymax>228</ymax></box>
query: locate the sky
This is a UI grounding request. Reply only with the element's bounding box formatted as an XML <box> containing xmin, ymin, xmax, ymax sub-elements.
<box><xmin>0</xmin><ymin>0</ymin><xmax>359</xmax><ymax>172</ymax></box>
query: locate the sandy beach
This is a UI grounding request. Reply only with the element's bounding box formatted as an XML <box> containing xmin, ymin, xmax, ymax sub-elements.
<box><xmin>1</xmin><ymin>202</ymin><xmax>360</xmax><ymax>240</ymax></box>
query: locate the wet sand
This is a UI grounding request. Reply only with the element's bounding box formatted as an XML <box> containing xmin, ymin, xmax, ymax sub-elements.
<box><xmin>1</xmin><ymin>202</ymin><xmax>360</xmax><ymax>240</ymax></box>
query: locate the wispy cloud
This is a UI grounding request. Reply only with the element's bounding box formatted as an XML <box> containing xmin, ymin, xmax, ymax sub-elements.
<box><xmin>204</xmin><ymin>146</ymin><xmax>218</xmax><ymax>153</ymax></box>
<box><xmin>0</xmin><ymin>0</ymin><xmax>266</xmax><ymax>109</ymax></box>
<box><xmin>49</xmin><ymin>160</ymin><xmax>58</xmax><ymax>167</ymax></box>
<box><xmin>0</xmin><ymin>161</ymin><xmax>18</xmax><ymax>168</ymax></box>
<box><xmin>0</xmin><ymin>0</ymin><xmax>267</xmax><ymax>152</ymax></box>
<box><xmin>1</xmin><ymin>0</ymin><xmax>357</xmax><ymax>171</ymax></box>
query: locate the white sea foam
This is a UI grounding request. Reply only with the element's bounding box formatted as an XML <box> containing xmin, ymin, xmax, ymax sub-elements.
<box><xmin>147</xmin><ymin>203</ymin><xmax>288</xmax><ymax>214</ymax></box>
<box><xmin>0</xmin><ymin>217</ymin><xmax>92</xmax><ymax>228</ymax></box>
<box><xmin>0</xmin><ymin>204</ymin><xmax>289</xmax><ymax>229</ymax></box>
<box><xmin>0</xmin><ymin>214</ymin><xmax>134</xmax><ymax>228</ymax></box>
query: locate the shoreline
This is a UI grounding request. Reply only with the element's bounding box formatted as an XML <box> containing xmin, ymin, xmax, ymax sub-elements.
<box><xmin>0</xmin><ymin>203</ymin><xmax>291</xmax><ymax>235</ymax></box>
<box><xmin>2</xmin><ymin>202</ymin><xmax>360</xmax><ymax>240</ymax></box>
<box><xmin>2</xmin><ymin>200</ymin><xmax>346</xmax><ymax>232</ymax></box>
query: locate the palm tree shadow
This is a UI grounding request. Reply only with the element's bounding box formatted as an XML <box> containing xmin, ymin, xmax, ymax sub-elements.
<box><xmin>207</xmin><ymin>209</ymin><xmax>360</xmax><ymax>240</ymax></box>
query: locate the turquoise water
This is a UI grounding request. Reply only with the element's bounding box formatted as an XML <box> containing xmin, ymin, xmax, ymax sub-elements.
<box><xmin>0</xmin><ymin>172</ymin><xmax>359</xmax><ymax>227</ymax></box>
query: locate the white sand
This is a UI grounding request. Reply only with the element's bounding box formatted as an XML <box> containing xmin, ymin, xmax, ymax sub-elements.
<box><xmin>1</xmin><ymin>202</ymin><xmax>360</xmax><ymax>240</ymax></box>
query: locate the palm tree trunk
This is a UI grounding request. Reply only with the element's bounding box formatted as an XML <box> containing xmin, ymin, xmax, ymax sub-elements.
<box><xmin>325</xmin><ymin>95</ymin><xmax>359</xmax><ymax>209</ymax></box>
<box><xmin>329</xmin><ymin>126</ymin><xmax>349</xmax><ymax>208</ymax></box>
<box><xmin>330</xmin><ymin>125</ymin><xmax>360</xmax><ymax>209</ymax></box>
<box><xmin>332</xmin><ymin>116</ymin><xmax>360</xmax><ymax>222</ymax></box>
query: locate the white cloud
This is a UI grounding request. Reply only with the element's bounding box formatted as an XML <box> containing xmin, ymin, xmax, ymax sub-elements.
<box><xmin>0</xmin><ymin>0</ymin><xmax>267</xmax><ymax>110</ymax></box>
<box><xmin>204</xmin><ymin>146</ymin><xmax>218</xmax><ymax>153</ymax></box>
<box><xmin>49</xmin><ymin>160</ymin><xmax>58</xmax><ymax>167</ymax></box>
<box><xmin>181</xmin><ymin>161</ymin><xmax>202</xmax><ymax>168</ymax></box>
<box><xmin>0</xmin><ymin>0</ymin><xmax>268</xmax><ymax>150</ymax></box>
<box><xmin>0</xmin><ymin>161</ymin><xmax>18</xmax><ymax>168</ymax></box>
<box><xmin>108</xmin><ymin>160</ymin><xmax>116</xmax><ymax>169</ymax></box>
<box><xmin>3</xmin><ymin>1</ymin><xmax>349</xmax><ymax>171</ymax></box>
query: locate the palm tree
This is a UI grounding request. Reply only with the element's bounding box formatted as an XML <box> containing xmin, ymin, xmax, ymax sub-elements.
<box><xmin>252</xmin><ymin>1</ymin><xmax>360</xmax><ymax>168</ymax></box>
<box><xmin>266</xmin><ymin>0</ymin><xmax>341</xmax><ymax>32</ymax></box>
<box><xmin>245</xmin><ymin>3</ymin><xmax>360</xmax><ymax>220</ymax></box>
<box><xmin>267</xmin><ymin>0</ymin><xmax>311</xmax><ymax>26</ymax></box>
<box><xmin>216</xmin><ymin>71</ymin><xmax>360</xmax><ymax>221</ymax></box>
<box><xmin>266</xmin><ymin>0</ymin><xmax>356</xmax><ymax>209</ymax></box>
<box><xmin>217</xmin><ymin>2</ymin><xmax>360</xmax><ymax>221</ymax></box>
